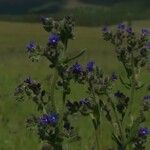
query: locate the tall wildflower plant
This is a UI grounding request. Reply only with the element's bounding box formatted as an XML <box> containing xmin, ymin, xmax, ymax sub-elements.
<box><xmin>15</xmin><ymin>16</ymin><xmax>85</xmax><ymax>149</ymax></box>
<box><xmin>66</xmin><ymin>62</ymin><xmax>116</xmax><ymax>149</ymax></box>
<box><xmin>102</xmin><ymin>24</ymin><xmax>150</xmax><ymax>149</ymax></box>
<box><xmin>14</xmin><ymin>16</ymin><xmax>150</xmax><ymax>150</ymax></box>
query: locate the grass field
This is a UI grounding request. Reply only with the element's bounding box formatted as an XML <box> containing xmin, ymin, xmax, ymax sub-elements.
<box><xmin>0</xmin><ymin>20</ymin><xmax>150</xmax><ymax>150</ymax></box>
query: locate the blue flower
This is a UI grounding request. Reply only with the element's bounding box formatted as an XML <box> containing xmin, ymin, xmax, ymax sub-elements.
<box><xmin>73</xmin><ymin>63</ymin><xmax>82</xmax><ymax>74</ymax></box>
<box><xmin>111</xmin><ymin>72</ymin><xmax>117</xmax><ymax>81</ymax></box>
<box><xmin>40</xmin><ymin>113</ymin><xmax>59</xmax><ymax>126</ymax></box>
<box><xmin>48</xmin><ymin>113</ymin><xmax>59</xmax><ymax>125</ymax></box>
<box><xmin>102</xmin><ymin>25</ymin><xmax>109</xmax><ymax>33</ymax></box>
<box><xmin>48</xmin><ymin>34</ymin><xmax>60</xmax><ymax>46</ymax></box>
<box><xmin>79</xmin><ymin>98</ymin><xmax>90</xmax><ymax>105</ymax></box>
<box><xmin>117</xmin><ymin>23</ymin><xmax>125</xmax><ymax>30</ymax></box>
<box><xmin>87</xmin><ymin>61</ymin><xmax>95</xmax><ymax>72</ymax></box>
<box><xmin>126</xmin><ymin>27</ymin><xmax>132</xmax><ymax>34</ymax></box>
<box><xmin>138</xmin><ymin>128</ymin><xmax>150</xmax><ymax>137</ymax></box>
<box><xmin>142</xmin><ymin>28</ymin><xmax>150</xmax><ymax>36</ymax></box>
<box><xmin>114</xmin><ymin>91</ymin><xmax>123</xmax><ymax>98</ymax></box>
<box><xmin>24</xmin><ymin>76</ymin><xmax>33</xmax><ymax>84</ymax></box>
<box><xmin>146</xmin><ymin>42</ymin><xmax>150</xmax><ymax>49</ymax></box>
<box><xmin>40</xmin><ymin>115</ymin><xmax>49</xmax><ymax>125</ymax></box>
<box><xmin>144</xmin><ymin>95</ymin><xmax>150</xmax><ymax>100</ymax></box>
<box><xmin>26</xmin><ymin>41</ymin><xmax>36</xmax><ymax>52</ymax></box>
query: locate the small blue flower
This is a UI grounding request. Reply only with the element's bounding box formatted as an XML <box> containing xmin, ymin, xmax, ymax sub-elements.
<box><xmin>87</xmin><ymin>61</ymin><xmax>95</xmax><ymax>72</ymax></box>
<box><xmin>117</xmin><ymin>23</ymin><xmax>125</xmax><ymax>30</ymax></box>
<box><xmin>73</xmin><ymin>63</ymin><xmax>82</xmax><ymax>74</ymax></box>
<box><xmin>48</xmin><ymin>113</ymin><xmax>59</xmax><ymax>125</ymax></box>
<box><xmin>102</xmin><ymin>25</ymin><xmax>109</xmax><ymax>33</ymax></box>
<box><xmin>114</xmin><ymin>91</ymin><xmax>123</xmax><ymax>98</ymax></box>
<box><xmin>48</xmin><ymin>34</ymin><xmax>60</xmax><ymax>46</ymax></box>
<box><xmin>126</xmin><ymin>27</ymin><xmax>132</xmax><ymax>34</ymax></box>
<box><xmin>144</xmin><ymin>95</ymin><xmax>150</xmax><ymax>100</ymax></box>
<box><xmin>79</xmin><ymin>98</ymin><xmax>90</xmax><ymax>105</ymax></box>
<box><xmin>142</xmin><ymin>28</ymin><xmax>150</xmax><ymax>36</ymax></box>
<box><xmin>146</xmin><ymin>42</ymin><xmax>150</xmax><ymax>49</ymax></box>
<box><xmin>40</xmin><ymin>113</ymin><xmax>59</xmax><ymax>126</ymax></box>
<box><xmin>40</xmin><ymin>115</ymin><xmax>49</xmax><ymax>125</ymax></box>
<box><xmin>138</xmin><ymin>128</ymin><xmax>150</xmax><ymax>137</ymax></box>
<box><xmin>24</xmin><ymin>76</ymin><xmax>33</xmax><ymax>84</ymax></box>
<box><xmin>26</xmin><ymin>41</ymin><xmax>36</xmax><ymax>52</ymax></box>
<box><xmin>111</xmin><ymin>72</ymin><xmax>117</xmax><ymax>81</ymax></box>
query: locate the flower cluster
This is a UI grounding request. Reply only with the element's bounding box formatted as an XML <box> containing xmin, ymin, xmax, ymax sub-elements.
<box><xmin>142</xmin><ymin>96</ymin><xmax>150</xmax><ymax>111</ymax></box>
<box><xmin>66</xmin><ymin>98</ymin><xmax>94</xmax><ymax>115</ymax></box>
<box><xmin>103</xmin><ymin>23</ymin><xmax>150</xmax><ymax>150</ymax></box>
<box><xmin>26</xmin><ymin>41</ymin><xmax>36</xmax><ymax>53</ymax></box>
<box><xmin>70</xmin><ymin>61</ymin><xmax>96</xmax><ymax>83</ymax></box>
<box><xmin>114</xmin><ymin>90</ymin><xmax>129</xmax><ymax>118</ymax></box>
<box><xmin>15</xmin><ymin>77</ymin><xmax>47</xmax><ymax>111</ymax></box>
<box><xmin>70</xmin><ymin>61</ymin><xmax>116</xmax><ymax>96</ymax></box>
<box><xmin>102</xmin><ymin>23</ymin><xmax>150</xmax><ymax>85</ymax></box>
<box><xmin>15</xmin><ymin>17</ymin><xmax>150</xmax><ymax>150</ymax></box>
<box><xmin>15</xmin><ymin>16</ymin><xmax>82</xmax><ymax>149</ymax></box>
<box><xmin>138</xmin><ymin>128</ymin><xmax>150</xmax><ymax>137</ymax></box>
<box><xmin>40</xmin><ymin>113</ymin><xmax>59</xmax><ymax>126</ymax></box>
<box><xmin>132</xmin><ymin>127</ymin><xmax>150</xmax><ymax>150</ymax></box>
<box><xmin>48</xmin><ymin>34</ymin><xmax>60</xmax><ymax>46</ymax></box>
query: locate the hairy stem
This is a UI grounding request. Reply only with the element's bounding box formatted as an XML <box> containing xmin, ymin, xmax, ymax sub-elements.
<box><xmin>127</xmin><ymin>51</ymin><xmax>136</xmax><ymax>150</ymax></box>
<box><xmin>62</xmin><ymin>39</ymin><xmax>68</xmax><ymax>112</ymax></box>
<box><xmin>49</xmin><ymin>69</ymin><xmax>58</xmax><ymax>111</ymax></box>
<box><xmin>89</xmin><ymin>82</ymin><xmax>101</xmax><ymax>150</ymax></box>
<box><xmin>106</xmin><ymin>93</ymin><xmax>126</xmax><ymax>149</ymax></box>
<box><xmin>114</xmin><ymin>104</ymin><xmax>124</xmax><ymax>140</ymax></box>
<box><xmin>95</xmin><ymin>127</ymin><xmax>101</xmax><ymax>150</ymax></box>
<box><xmin>129</xmin><ymin>52</ymin><xmax>135</xmax><ymax>118</ymax></box>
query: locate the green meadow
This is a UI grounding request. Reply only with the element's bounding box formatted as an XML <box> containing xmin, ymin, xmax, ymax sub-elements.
<box><xmin>0</xmin><ymin>20</ymin><xmax>150</xmax><ymax>150</ymax></box>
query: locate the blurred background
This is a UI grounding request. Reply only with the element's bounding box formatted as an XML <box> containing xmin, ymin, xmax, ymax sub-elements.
<box><xmin>0</xmin><ymin>0</ymin><xmax>150</xmax><ymax>25</ymax></box>
<box><xmin>0</xmin><ymin>0</ymin><xmax>150</xmax><ymax>150</ymax></box>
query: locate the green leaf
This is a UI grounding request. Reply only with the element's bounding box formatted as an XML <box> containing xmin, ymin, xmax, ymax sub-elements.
<box><xmin>64</xmin><ymin>50</ymin><xmax>85</xmax><ymax>63</ymax></box>
<box><xmin>119</xmin><ymin>75</ymin><xmax>130</xmax><ymax>89</ymax></box>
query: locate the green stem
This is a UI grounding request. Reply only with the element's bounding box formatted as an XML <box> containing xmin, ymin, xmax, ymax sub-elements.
<box><xmin>123</xmin><ymin>52</ymin><xmax>136</xmax><ymax>150</ymax></box>
<box><xmin>42</xmin><ymin>103</ymin><xmax>47</xmax><ymax>114</ymax></box>
<box><xmin>49</xmin><ymin>69</ymin><xmax>58</xmax><ymax>111</ymax></box>
<box><xmin>123</xmin><ymin>51</ymin><xmax>136</xmax><ymax>124</ymax></box>
<box><xmin>40</xmin><ymin>94</ymin><xmax>47</xmax><ymax>114</ymax></box>
<box><xmin>126</xmin><ymin>51</ymin><xmax>136</xmax><ymax>150</ymax></box>
<box><xmin>129</xmin><ymin>52</ymin><xmax>135</xmax><ymax>117</ymax></box>
<box><xmin>111</xmin><ymin>100</ymin><xmax>125</xmax><ymax>146</ymax></box>
<box><xmin>90</xmin><ymin>82</ymin><xmax>101</xmax><ymax>150</ymax></box>
<box><xmin>95</xmin><ymin>127</ymin><xmax>101</xmax><ymax>150</ymax></box>
<box><xmin>106</xmin><ymin>94</ymin><xmax>126</xmax><ymax>149</ymax></box>
<box><xmin>62</xmin><ymin>92</ymin><xmax>67</xmax><ymax>113</ymax></box>
<box><xmin>115</xmin><ymin>108</ymin><xmax>123</xmax><ymax>138</ymax></box>
<box><xmin>62</xmin><ymin>39</ymin><xmax>68</xmax><ymax>112</ymax></box>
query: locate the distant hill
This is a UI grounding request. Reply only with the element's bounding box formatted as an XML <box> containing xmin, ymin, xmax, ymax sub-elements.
<box><xmin>0</xmin><ymin>0</ymin><xmax>149</xmax><ymax>14</ymax></box>
<box><xmin>0</xmin><ymin>0</ymin><xmax>150</xmax><ymax>26</ymax></box>
<box><xmin>0</xmin><ymin>0</ymin><xmax>65</xmax><ymax>14</ymax></box>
